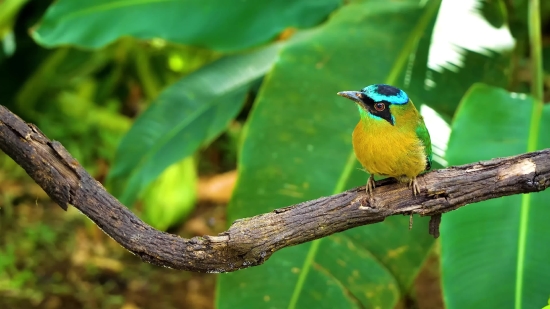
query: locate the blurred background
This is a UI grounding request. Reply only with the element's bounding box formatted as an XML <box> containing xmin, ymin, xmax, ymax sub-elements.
<box><xmin>1</xmin><ymin>0</ymin><xmax>550</xmax><ymax>308</ymax></box>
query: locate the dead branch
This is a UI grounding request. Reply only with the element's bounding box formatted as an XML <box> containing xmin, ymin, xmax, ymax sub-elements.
<box><xmin>1</xmin><ymin>105</ymin><xmax>549</xmax><ymax>273</ymax></box>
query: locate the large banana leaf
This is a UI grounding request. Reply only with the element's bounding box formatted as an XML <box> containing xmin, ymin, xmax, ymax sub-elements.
<box><xmin>442</xmin><ymin>84</ymin><xmax>550</xmax><ymax>309</ymax></box>
<box><xmin>107</xmin><ymin>45</ymin><xmax>281</xmax><ymax>206</ymax></box>
<box><xmin>394</xmin><ymin>0</ymin><xmax>512</xmax><ymax>119</ymax></box>
<box><xmin>32</xmin><ymin>0</ymin><xmax>340</xmax><ymax>51</ymax></box>
<box><xmin>421</xmin><ymin>50</ymin><xmax>511</xmax><ymax>117</ymax></box>
<box><xmin>400</xmin><ymin>4</ymin><xmax>512</xmax><ymax>166</ymax></box>
<box><xmin>217</xmin><ymin>1</ymin><xmax>441</xmax><ymax>308</ymax></box>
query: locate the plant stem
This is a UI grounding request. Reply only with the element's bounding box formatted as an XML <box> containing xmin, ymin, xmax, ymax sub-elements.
<box><xmin>516</xmin><ymin>1</ymin><xmax>543</xmax><ymax>309</ymax></box>
<box><xmin>526</xmin><ymin>0</ymin><xmax>544</xmax><ymax>152</ymax></box>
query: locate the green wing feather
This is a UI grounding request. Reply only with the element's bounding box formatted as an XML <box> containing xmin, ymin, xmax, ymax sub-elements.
<box><xmin>415</xmin><ymin>117</ymin><xmax>433</xmax><ymax>171</ymax></box>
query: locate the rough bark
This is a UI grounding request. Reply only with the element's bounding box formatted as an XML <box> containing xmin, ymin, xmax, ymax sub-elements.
<box><xmin>1</xmin><ymin>105</ymin><xmax>549</xmax><ymax>273</ymax></box>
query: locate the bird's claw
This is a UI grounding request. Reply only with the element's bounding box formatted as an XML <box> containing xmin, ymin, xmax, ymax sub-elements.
<box><xmin>409</xmin><ymin>177</ymin><xmax>420</xmax><ymax>196</ymax></box>
<box><xmin>358</xmin><ymin>175</ymin><xmax>376</xmax><ymax>210</ymax></box>
<box><xmin>366</xmin><ymin>175</ymin><xmax>375</xmax><ymax>197</ymax></box>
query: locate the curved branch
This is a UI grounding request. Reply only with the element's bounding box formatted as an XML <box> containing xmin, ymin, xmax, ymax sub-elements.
<box><xmin>1</xmin><ymin>105</ymin><xmax>549</xmax><ymax>273</ymax></box>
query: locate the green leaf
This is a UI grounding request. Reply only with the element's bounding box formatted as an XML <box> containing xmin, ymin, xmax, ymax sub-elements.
<box><xmin>0</xmin><ymin>0</ymin><xmax>29</xmax><ymax>40</ymax></box>
<box><xmin>107</xmin><ymin>44</ymin><xmax>281</xmax><ymax>206</ymax></box>
<box><xmin>32</xmin><ymin>0</ymin><xmax>341</xmax><ymax>51</ymax></box>
<box><xmin>478</xmin><ymin>0</ymin><xmax>507</xmax><ymax>28</ymax></box>
<box><xmin>217</xmin><ymin>1</ymin><xmax>441</xmax><ymax>308</ymax></box>
<box><xmin>405</xmin><ymin>47</ymin><xmax>511</xmax><ymax>118</ymax></box>
<box><xmin>442</xmin><ymin>84</ymin><xmax>550</xmax><ymax>309</ymax></box>
<box><xmin>141</xmin><ymin>156</ymin><xmax>197</xmax><ymax>231</ymax></box>
<box><xmin>543</xmin><ymin>44</ymin><xmax>550</xmax><ymax>74</ymax></box>
<box><xmin>386</xmin><ymin>3</ymin><xmax>512</xmax><ymax>120</ymax></box>
<box><xmin>426</xmin><ymin>50</ymin><xmax>511</xmax><ymax>117</ymax></box>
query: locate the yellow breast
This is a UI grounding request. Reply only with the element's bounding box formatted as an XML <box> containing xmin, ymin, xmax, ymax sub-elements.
<box><xmin>352</xmin><ymin>119</ymin><xmax>426</xmax><ymax>181</ymax></box>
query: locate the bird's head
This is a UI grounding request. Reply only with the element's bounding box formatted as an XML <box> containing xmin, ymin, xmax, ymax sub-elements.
<box><xmin>337</xmin><ymin>84</ymin><xmax>411</xmax><ymax>126</ymax></box>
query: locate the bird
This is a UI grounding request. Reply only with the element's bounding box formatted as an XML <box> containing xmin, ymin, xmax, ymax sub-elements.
<box><xmin>337</xmin><ymin>84</ymin><xmax>432</xmax><ymax>197</ymax></box>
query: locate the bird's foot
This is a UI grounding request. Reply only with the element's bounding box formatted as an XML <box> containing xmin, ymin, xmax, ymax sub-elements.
<box><xmin>408</xmin><ymin>177</ymin><xmax>420</xmax><ymax>196</ymax></box>
<box><xmin>359</xmin><ymin>175</ymin><xmax>376</xmax><ymax>210</ymax></box>
<box><xmin>366</xmin><ymin>175</ymin><xmax>375</xmax><ymax>196</ymax></box>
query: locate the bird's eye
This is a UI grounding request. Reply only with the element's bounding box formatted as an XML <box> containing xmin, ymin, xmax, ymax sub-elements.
<box><xmin>374</xmin><ymin>102</ymin><xmax>385</xmax><ymax>111</ymax></box>
<box><xmin>357</xmin><ymin>93</ymin><xmax>364</xmax><ymax>99</ymax></box>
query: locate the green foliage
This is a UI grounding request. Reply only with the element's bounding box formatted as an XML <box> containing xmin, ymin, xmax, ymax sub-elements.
<box><xmin>32</xmin><ymin>0</ymin><xmax>341</xmax><ymax>51</ymax></box>
<box><xmin>107</xmin><ymin>44</ymin><xmax>281</xmax><ymax>206</ymax></box>
<box><xmin>443</xmin><ymin>84</ymin><xmax>550</xmax><ymax>309</ymax></box>
<box><xmin>420</xmin><ymin>50</ymin><xmax>511</xmax><ymax>117</ymax></box>
<box><xmin>0</xmin><ymin>223</ymin><xmax>58</xmax><ymax>303</ymax></box>
<box><xmin>504</xmin><ymin>0</ymin><xmax>550</xmax><ymax>39</ymax></box>
<box><xmin>217</xmin><ymin>1</ymin><xmax>441</xmax><ymax>308</ymax></box>
<box><xmin>141</xmin><ymin>156</ymin><xmax>197</xmax><ymax>231</ymax></box>
<box><xmin>478</xmin><ymin>0</ymin><xmax>508</xmax><ymax>28</ymax></box>
<box><xmin>0</xmin><ymin>0</ymin><xmax>28</xmax><ymax>40</ymax></box>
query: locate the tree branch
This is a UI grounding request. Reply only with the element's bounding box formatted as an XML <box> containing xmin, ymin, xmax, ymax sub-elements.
<box><xmin>1</xmin><ymin>105</ymin><xmax>549</xmax><ymax>273</ymax></box>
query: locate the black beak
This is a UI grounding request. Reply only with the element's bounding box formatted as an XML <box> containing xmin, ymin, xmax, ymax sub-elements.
<box><xmin>337</xmin><ymin>91</ymin><xmax>363</xmax><ymax>103</ymax></box>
